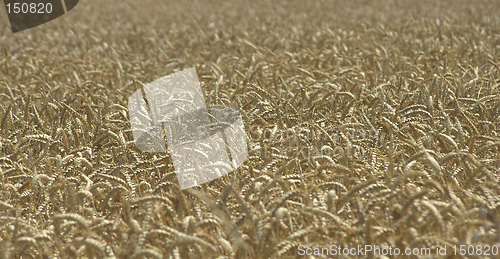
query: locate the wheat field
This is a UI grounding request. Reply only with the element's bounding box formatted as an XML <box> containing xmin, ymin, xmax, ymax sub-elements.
<box><xmin>1</xmin><ymin>0</ymin><xmax>500</xmax><ymax>258</ymax></box>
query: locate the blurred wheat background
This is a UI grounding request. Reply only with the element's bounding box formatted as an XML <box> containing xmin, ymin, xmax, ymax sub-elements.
<box><xmin>1</xmin><ymin>0</ymin><xmax>500</xmax><ymax>258</ymax></box>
